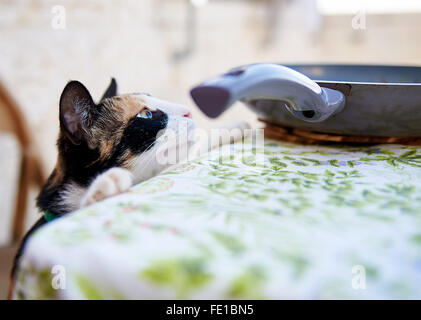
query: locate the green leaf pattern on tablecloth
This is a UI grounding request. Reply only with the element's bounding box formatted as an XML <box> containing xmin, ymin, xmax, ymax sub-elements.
<box><xmin>13</xmin><ymin>139</ymin><xmax>421</xmax><ymax>299</ymax></box>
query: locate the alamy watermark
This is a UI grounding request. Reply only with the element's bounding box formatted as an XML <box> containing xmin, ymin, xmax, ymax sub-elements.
<box><xmin>51</xmin><ymin>265</ymin><xmax>66</xmax><ymax>290</ymax></box>
<box><xmin>154</xmin><ymin>126</ymin><xmax>265</xmax><ymax>167</ymax></box>
<box><xmin>352</xmin><ymin>5</ymin><xmax>366</xmax><ymax>30</ymax></box>
<box><xmin>351</xmin><ymin>265</ymin><xmax>366</xmax><ymax>290</ymax></box>
<box><xmin>51</xmin><ymin>5</ymin><xmax>66</xmax><ymax>30</ymax></box>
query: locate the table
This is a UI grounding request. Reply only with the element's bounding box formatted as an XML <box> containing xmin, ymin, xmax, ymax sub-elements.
<box><xmin>13</xmin><ymin>138</ymin><xmax>421</xmax><ymax>299</ymax></box>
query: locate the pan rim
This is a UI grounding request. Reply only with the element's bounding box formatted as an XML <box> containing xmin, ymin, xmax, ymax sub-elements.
<box><xmin>315</xmin><ymin>80</ymin><xmax>421</xmax><ymax>86</ymax></box>
<box><xmin>284</xmin><ymin>63</ymin><xmax>421</xmax><ymax>86</ymax></box>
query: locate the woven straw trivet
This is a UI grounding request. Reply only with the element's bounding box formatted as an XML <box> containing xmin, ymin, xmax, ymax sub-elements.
<box><xmin>262</xmin><ymin>119</ymin><xmax>421</xmax><ymax>146</ymax></box>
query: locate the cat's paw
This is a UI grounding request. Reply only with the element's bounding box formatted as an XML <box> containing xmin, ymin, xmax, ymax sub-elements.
<box><xmin>80</xmin><ymin>167</ymin><xmax>132</xmax><ymax>207</ymax></box>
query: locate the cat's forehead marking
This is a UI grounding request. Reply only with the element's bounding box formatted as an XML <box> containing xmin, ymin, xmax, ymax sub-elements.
<box><xmin>111</xmin><ymin>94</ymin><xmax>157</xmax><ymax>122</ymax></box>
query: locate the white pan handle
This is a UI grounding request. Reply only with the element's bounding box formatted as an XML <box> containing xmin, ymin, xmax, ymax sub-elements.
<box><xmin>190</xmin><ymin>63</ymin><xmax>345</xmax><ymax>122</ymax></box>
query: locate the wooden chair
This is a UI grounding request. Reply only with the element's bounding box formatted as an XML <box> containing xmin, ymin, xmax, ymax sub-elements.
<box><xmin>0</xmin><ymin>80</ymin><xmax>46</xmax><ymax>243</ymax></box>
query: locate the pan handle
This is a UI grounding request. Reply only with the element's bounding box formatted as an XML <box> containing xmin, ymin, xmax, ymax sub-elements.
<box><xmin>190</xmin><ymin>63</ymin><xmax>345</xmax><ymax>122</ymax></box>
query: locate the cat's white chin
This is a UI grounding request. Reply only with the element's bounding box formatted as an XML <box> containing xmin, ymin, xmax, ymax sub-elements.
<box><xmin>128</xmin><ymin>144</ymin><xmax>195</xmax><ymax>185</ymax></box>
<box><xmin>127</xmin><ymin>118</ymin><xmax>196</xmax><ymax>184</ymax></box>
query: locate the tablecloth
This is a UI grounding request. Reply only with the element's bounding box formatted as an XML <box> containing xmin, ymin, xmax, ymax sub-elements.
<box><xmin>13</xmin><ymin>138</ymin><xmax>421</xmax><ymax>299</ymax></box>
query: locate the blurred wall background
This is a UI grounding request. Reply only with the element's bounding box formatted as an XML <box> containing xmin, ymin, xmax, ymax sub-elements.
<box><xmin>0</xmin><ymin>0</ymin><xmax>421</xmax><ymax>243</ymax></box>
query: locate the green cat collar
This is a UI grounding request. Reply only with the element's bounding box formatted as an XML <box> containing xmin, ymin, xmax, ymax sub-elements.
<box><xmin>44</xmin><ymin>210</ymin><xmax>58</xmax><ymax>222</ymax></box>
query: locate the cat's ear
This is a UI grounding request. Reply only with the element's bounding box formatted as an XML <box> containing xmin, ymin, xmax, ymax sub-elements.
<box><xmin>100</xmin><ymin>78</ymin><xmax>117</xmax><ymax>102</ymax></box>
<box><xmin>59</xmin><ymin>81</ymin><xmax>96</xmax><ymax>145</ymax></box>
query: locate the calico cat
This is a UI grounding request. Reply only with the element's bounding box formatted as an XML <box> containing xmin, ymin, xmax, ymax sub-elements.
<box><xmin>10</xmin><ymin>78</ymin><xmax>249</xmax><ymax>293</ymax></box>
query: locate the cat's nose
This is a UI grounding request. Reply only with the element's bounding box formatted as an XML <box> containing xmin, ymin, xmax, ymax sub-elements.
<box><xmin>183</xmin><ymin>112</ymin><xmax>192</xmax><ymax>118</ymax></box>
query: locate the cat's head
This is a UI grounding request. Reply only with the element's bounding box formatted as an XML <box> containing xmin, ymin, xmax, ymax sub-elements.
<box><xmin>57</xmin><ymin>79</ymin><xmax>196</xmax><ymax>185</ymax></box>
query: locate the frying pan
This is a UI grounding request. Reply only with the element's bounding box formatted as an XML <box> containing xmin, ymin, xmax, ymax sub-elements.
<box><xmin>190</xmin><ymin>64</ymin><xmax>421</xmax><ymax>137</ymax></box>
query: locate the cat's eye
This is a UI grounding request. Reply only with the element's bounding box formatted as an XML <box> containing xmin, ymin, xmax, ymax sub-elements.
<box><xmin>137</xmin><ymin>109</ymin><xmax>153</xmax><ymax>119</ymax></box>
